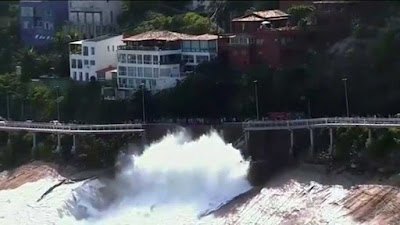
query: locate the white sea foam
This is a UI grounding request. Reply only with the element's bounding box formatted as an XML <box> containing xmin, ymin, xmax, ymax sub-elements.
<box><xmin>0</xmin><ymin>131</ymin><xmax>252</xmax><ymax>225</ymax></box>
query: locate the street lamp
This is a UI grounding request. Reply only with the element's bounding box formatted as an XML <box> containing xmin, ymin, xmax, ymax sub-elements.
<box><xmin>55</xmin><ymin>86</ymin><xmax>60</xmax><ymax>121</ymax></box>
<box><xmin>6</xmin><ymin>92</ymin><xmax>10</xmax><ymax>120</ymax></box>
<box><xmin>342</xmin><ymin>78</ymin><xmax>350</xmax><ymax>117</ymax></box>
<box><xmin>140</xmin><ymin>83</ymin><xmax>146</xmax><ymax>123</ymax></box>
<box><xmin>253</xmin><ymin>80</ymin><xmax>259</xmax><ymax>120</ymax></box>
<box><xmin>301</xmin><ymin>96</ymin><xmax>312</xmax><ymax>118</ymax></box>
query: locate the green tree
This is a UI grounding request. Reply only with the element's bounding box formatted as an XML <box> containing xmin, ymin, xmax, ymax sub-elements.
<box><xmin>287</xmin><ymin>5</ymin><xmax>315</xmax><ymax>26</ymax></box>
<box><xmin>28</xmin><ymin>85</ymin><xmax>55</xmax><ymax>121</ymax></box>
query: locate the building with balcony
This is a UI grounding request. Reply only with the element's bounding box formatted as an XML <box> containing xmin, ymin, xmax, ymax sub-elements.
<box><xmin>69</xmin><ymin>34</ymin><xmax>124</xmax><ymax>82</ymax></box>
<box><xmin>116</xmin><ymin>31</ymin><xmax>218</xmax><ymax>96</ymax></box>
<box><xmin>224</xmin><ymin>9</ymin><xmax>314</xmax><ymax>69</ymax></box>
<box><xmin>64</xmin><ymin>0</ymin><xmax>123</xmax><ymax>39</ymax></box>
<box><xmin>19</xmin><ymin>0</ymin><xmax>68</xmax><ymax>48</ymax></box>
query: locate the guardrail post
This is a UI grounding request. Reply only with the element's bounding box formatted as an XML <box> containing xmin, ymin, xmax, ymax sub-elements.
<box><xmin>329</xmin><ymin>128</ymin><xmax>334</xmax><ymax>154</ymax></box>
<box><xmin>71</xmin><ymin>135</ymin><xmax>76</xmax><ymax>157</ymax></box>
<box><xmin>31</xmin><ymin>133</ymin><xmax>37</xmax><ymax>158</ymax></box>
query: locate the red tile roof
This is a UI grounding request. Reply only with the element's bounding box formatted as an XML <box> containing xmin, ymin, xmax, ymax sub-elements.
<box><xmin>232</xmin><ymin>15</ymin><xmax>266</xmax><ymax>22</ymax></box>
<box><xmin>123</xmin><ymin>31</ymin><xmax>218</xmax><ymax>42</ymax></box>
<box><xmin>232</xmin><ymin>9</ymin><xmax>289</xmax><ymax>22</ymax></box>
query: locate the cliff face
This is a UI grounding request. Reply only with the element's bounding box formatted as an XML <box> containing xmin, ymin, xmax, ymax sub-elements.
<box><xmin>212</xmin><ymin>164</ymin><xmax>400</xmax><ymax>225</ymax></box>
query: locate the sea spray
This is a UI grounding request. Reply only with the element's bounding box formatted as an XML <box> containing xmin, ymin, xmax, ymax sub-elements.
<box><xmin>67</xmin><ymin>130</ymin><xmax>252</xmax><ymax>224</ymax></box>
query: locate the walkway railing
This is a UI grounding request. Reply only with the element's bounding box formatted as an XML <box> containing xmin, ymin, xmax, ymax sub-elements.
<box><xmin>243</xmin><ymin>117</ymin><xmax>400</xmax><ymax>131</ymax></box>
<box><xmin>0</xmin><ymin>122</ymin><xmax>144</xmax><ymax>134</ymax></box>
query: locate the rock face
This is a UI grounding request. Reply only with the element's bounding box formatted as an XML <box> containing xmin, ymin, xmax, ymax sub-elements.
<box><xmin>0</xmin><ymin>161</ymin><xmax>69</xmax><ymax>190</ymax></box>
<box><xmin>212</xmin><ymin>165</ymin><xmax>400</xmax><ymax>225</ymax></box>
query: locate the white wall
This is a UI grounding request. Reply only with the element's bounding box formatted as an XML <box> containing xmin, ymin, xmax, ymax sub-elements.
<box><xmin>116</xmin><ymin>49</ymin><xmax>182</xmax><ymax>91</ymax></box>
<box><xmin>69</xmin><ymin>35</ymin><xmax>124</xmax><ymax>82</ymax></box>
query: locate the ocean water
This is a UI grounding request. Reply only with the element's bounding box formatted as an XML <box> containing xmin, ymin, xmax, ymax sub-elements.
<box><xmin>0</xmin><ymin>131</ymin><xmax>252</xmax><ymax>225</ymax></box>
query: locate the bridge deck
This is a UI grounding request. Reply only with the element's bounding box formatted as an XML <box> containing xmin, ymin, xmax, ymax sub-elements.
<box><xmin>243</xmin><ymin>117</ymin><xmax>400</xmax><ymax>131</ymax></box>
<box><xmin>0</xmin><ymin>122</ymin><xmax>144</xmax><ymax>134</ymax></box>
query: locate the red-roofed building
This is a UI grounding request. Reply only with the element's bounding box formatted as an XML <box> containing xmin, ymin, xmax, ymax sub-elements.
<box><xmin>225</xmin><ymin>9</ymin><xmax>312</xmax><ymax>70</ymax></box>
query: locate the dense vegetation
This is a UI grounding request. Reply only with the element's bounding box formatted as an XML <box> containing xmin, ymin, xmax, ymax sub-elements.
<box><xmin>1</xmin><ymin>1</ymin><xmax>400</xmax><ymax>169</ymax></box>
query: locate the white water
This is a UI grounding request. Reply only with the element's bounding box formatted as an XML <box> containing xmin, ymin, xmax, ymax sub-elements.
<box><xmin>0</xmin><ymin>131</ymin><xmax>252</xmax><ymax>225</ymax></box>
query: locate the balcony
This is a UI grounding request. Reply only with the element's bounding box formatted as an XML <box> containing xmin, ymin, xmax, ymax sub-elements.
<box><xmin>117</xmin><ymin>45</ymin><xmax>181</xmax><ymax>51</ymax></box>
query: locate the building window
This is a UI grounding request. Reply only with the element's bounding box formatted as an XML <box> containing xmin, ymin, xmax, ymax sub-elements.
<box><xmin>160</xmin><ymin>68</ymin><xmax>171</xmax><ymax>77</ymax></box>
<box><xmin>127</xmin><ymin>54</ymin><xmax>136</xmax><ymax>63</ymax></box>
<box><xmin>107</xmin><ymin>46</ymin><xmax>110</xmax><ymax>52</ymax></box>
<box><xmin>144</xmin><ymin>68</ymin><xmax>152</xmax><ymax>78</ymax></box>
<box><xmin>118</xmin><ymin>54</ymin><xmax>127</xmax><ymax>63</ymax></box>
<box><xmin>196</xmin><ymin>55</ymin><xmax>209</xmax><ymax>64</ymax></box>
<box><xmin>79</xmin><ymin>72</ymin><xmax>83</xmax><ymax>81</ymax></box>
<box><xmin>137</xmin><ymin>67</ymin><xmax>143</xmax><ymax>77</ymax></box>
<box><xmin>242</xmin><ymin>23</ymin><xmax>245</xmax><ymax>31</ymax></box>
<box><xmin>127</xmin><ymin>67</ymin><xmax>136</xmax><ymax>77</ymax></box>
<box><xmin>90</xmin><ymin>60</ymin><xmax>95</xmax><ymax>66</ymax></box>
<box><xmin>71</xmin><ymin>59</ymin><xmax>77</xmax><ymax>68</ymax></box>
<box><xmin>153</xmin><ymin>68</ymin><xmax>159</xmax><ymax>78</ymax></box>
<box><xmin>23</xmin><ymin>21</ymin><xmax>29</xmax><ymax>29</ymax></box>
<box><xmin>256</xmin><ymin>39</ymin><xmax>264</xmax><ymax>45</ymax></box>
<box><xmin>153</xmin><ymin>55</ymin><xmax>159</xmax><ymax>64</ymax></box>
<box><xmin>91</xmin><ymin>47</ymin><xmax>95</xmax><ymax>55</ymax></box>
<box><xmin>21</xmin><ymin>7</ymin><xmax>34</xmax><ymax>17</ymax></box>
<box><xmin>73</xmin><ymin>72</ymin><xmax>77</xmax><ymax>80</ymax></box>
<box><xmin>137</xmin><ymin>55</ymin><xmax>143</xmax><ymax>64</ymax></box>
<box><xmin>182</xmin><ymin>55</ymin><xmax>194</xmax><ymax>63</ymax></box>
<box><xmin>151</xmin><ymin>80</ymin><xmax>156</xmax><ymax>87</ymax></box>
<box><xmin>34</xmin><ymin>20</ymin><xmax>43</xmax><ymax>28</ymax></box>
<box><xmin>144</xmin><ymin>55</ymin><xmax>151</xmax><ymax>64</ymax></box>
<box><xmin>85</xmin><ymin>73</ymin><xmax>89</xmax><ymax>81</ymax></box>
<box><xmin>110</xmin><ymin>11</ymin><xmax>113</xmax><ymax>23</ymax></box>
<box><xmin>78</xmin><ymin>60</ymin><xmax>82</xmax><ymax>68</ymax></box>
<box><xmin>83</xmin><ymin>46</ymin><xmax>88</xmax><ymax>56</ymax></box>
<box><xmin>84</xmin><ymin>60</ymin><xmax>89</xmax><ymax>65</ymax></box>
<box><xmin>118</xmin><ymin>66</ymin><xmax>127</xmax><ymax>76</ymax></box>
<box><xmin>112</xmin><ymin>45</ymin><xmax>115</xmax><ymax>51</ymax></box>
<box><xmin>44</xmin><ymin>22</ymin><xmax>53</xmax><ymax>30</ymax></box>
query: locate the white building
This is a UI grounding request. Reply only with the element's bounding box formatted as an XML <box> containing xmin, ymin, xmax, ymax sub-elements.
<box><xmin>65</xmin><ymin>0</ymin><xmax>123</xmax><ymax>39</ymax></box>
<box><xmin>116</xmin><ymin>31</ymin><xmax>218</xmax><ymax>96</ymax></box>
<box><xmin>69</xmin><ymin>34</ymin><xmax>124</xmax><ymax>82</ymax></box>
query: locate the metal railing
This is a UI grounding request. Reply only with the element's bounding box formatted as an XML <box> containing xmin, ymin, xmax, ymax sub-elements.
<box><xmin>118</xmin><ymin>45</ymin><xmax>181</xmax><ymax>51</ymax></box>
<box><xmin>243</xmin><ymin>117</ymin><xmax>400</xmax><ymax>130</ymax></box>
<box><xmin>0</xmin><ymin>122</ymin><xmax>144</xmax><ymax>134</ymax></box>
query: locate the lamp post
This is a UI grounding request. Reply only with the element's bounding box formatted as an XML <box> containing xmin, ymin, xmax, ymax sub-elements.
<box><xmin>6</xmin><ymin>92</ymin><xmax>10</xmax><ymax>120</ymax></box>
<box><xmin>301</xmin><ymin>96</ymin><xmax>312</xmax><ymax>118</ymax></box>
<box><xmin>55</xmin><ymin>86</ymin><xmax>60</xmax><ymax>121</ymax></box>
<box><xmin>141</xmin><ymin>83</ymin><xmax>146</xmax><ymax>123</ymax></box>
<box><xmin>342</xmin><ymin>78</ymin><xmax>349</xmax><ymax>117</ymax></box>
<box><xmin>253</xmin><ymin>80</ymin><xmax>259</xmax><ymax>120</ymax></box>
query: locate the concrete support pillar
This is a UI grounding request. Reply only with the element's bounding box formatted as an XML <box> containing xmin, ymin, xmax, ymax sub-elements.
<box><xmin>7</xmin><ymin>132</ymin><xmax>11</xmax><ymax>147</ymax></box>
<box><xmin>71</xmin><ymin>135</ymin><xmax>76</xmax><ymax>157</ymax></box>
<box><xmin>366</xmin><ymin>128</ymin><xmax>373</xmax><ymax>147</ymax></box>
<box><xmin>309</xmin><ymin>128</ymin><xmax>314</xmax><ymax>159</ymax></box>
<box><xmin>141</xmin><ymin>131</ymin><xmax>147</xmax><ymax>146</ymax></box>
<box><xmin>54</xmin><ymin>134</ymin><xmax>62</xmax><ymax>154</ymax></box>
<box><xmin>329</xmin><ymin>128</ymin><xmax>334</xmax><ymax>154</ymax></box>
<box><xmin>244</xmin><ymin>131</ymin><xmax>250</xmax><ymax>152</ymax></box>
<box><xmin>31</xmin><ymin>133</ymin><xmax>37</xmax><ymax>158</ymax></box>
<box><xmin>289</xmin><ymin>130</ymin><xmax>294</xmax><ymax>156</ymax></box>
